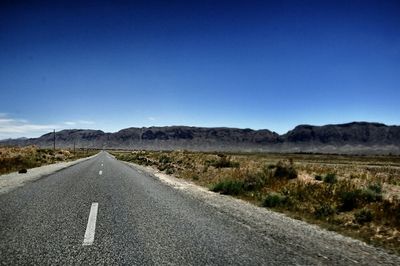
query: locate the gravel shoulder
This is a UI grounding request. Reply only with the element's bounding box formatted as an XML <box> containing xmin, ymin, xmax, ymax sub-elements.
<box><xmin>123</xmin><ymin>161</ymin><xmax>400</xmax><ymax>265</ymax></box>
<box><xmin>0</xmin><ymin>153</ymin><xmax>98</xmax><ymax>194</ymax></box>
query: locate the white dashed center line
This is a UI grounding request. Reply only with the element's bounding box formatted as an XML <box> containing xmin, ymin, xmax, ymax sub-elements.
<box><xmin>101</xmin><ymin>163</ymin><xmax>103</xmax><ymax>167</ymax></box>
<box><xmin>83</xmin><ymin>202</ymin><xmax>98</xmax><ymax>246</ymax></box>
<box><xmin>99</xmin><ymin>170</ymin><xmax>102</xmax><ymax>175</ymax></box>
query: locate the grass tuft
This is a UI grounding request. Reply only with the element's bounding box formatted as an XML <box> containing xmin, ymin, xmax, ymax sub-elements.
<box><xmin>354</xmin><ymin>209</ymin><xmax>373</xmax><ymax>224</ymax></box>
<box><xmin>314</xmin><ymin>203</ymin><xmax>335</xmax><ymax>219</ymax></box>
<box><xmin>209</xmin><ymin>155</ymin><xmax>240</xmax><ymax>168</ymax></box>
<box><xmin>323</xmin><ymin>173</ymin><xmax>337</xmax><ymax>184</ymax></box>
<box><xmin>211</xmin><ymin>180</ymin><xmax>244</xmax><ymax>195</ymax></box>
<box><xmin>263</xmin><ymin>193</ymin><xmax>288</xmax><ymax>208</ymax></box>
<box><xmin>273</xmin><ymin>160</ymin><xmax>297</xmax><ymax>179</ymax></box>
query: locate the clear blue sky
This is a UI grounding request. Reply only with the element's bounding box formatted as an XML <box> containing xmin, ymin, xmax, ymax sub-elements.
<box><xmin>1</xmin><ymin>0</ymin><xmax>399</xmax><ymax>139</ymax></box>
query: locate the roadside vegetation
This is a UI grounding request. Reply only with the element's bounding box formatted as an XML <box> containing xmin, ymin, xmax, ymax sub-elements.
<box><xmin>0</xmin><ymin>145</ymin><xmax>97</xmax><ymax>175</ymax></box>
<box><xmin>112</xmin><ymin>150</ymin><xmax>400</xmax><ymax>254</ymax></box>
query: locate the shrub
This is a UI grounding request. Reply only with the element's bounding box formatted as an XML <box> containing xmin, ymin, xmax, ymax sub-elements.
<box><xmin>338</xmin><ymin>183</ymin><xmax>382</xmax><ymax>212</ymax></box>
<box><xmin>323</xmin><ymin>173</ymin><xmax>337</xmax><ymax>184</ymax></box>
<box><xmin>314</xmin><ymin>204</ymin><xmax>335</xmax><ymax>218</ymax></box>
<box><xmin>280</xmin><ymin>181</ymin><xmax>329</xmax><ymax>205</ymax></box>
<box><xmin>340</xmin><ymin>190</ymin><xmax>361</xmax><ymax>211</ymax></box>
<box><xmin>159</xmin><ymin>155</ymin><xmax>172</xmax><ymax>164</ymax></box>
<box><xmin>368</xmin><ymin>183</ymin><xmax>382</xmax><ymax>194</ymax></box>
<box><xmin>211</xmin><ymin>156</ymin><xmax>240</xmax><ymax>168</ymax></box>
<box><xmin>314</xmin><ymin>175</ymin><xmax>323</xmax><ymax>181</ymax></box>
<box><xmin>211</xmin><ymin>180</ymin><xmax>244</xmax><ymax>195</ymax></box>
<box><xmin>354</xmin><ymin>209</ymin><xmax>373</xmax><ymax>224</ymax></box>
<box><xmin>360</xmin><ymin>188</ymin><xmax>382</xmax><ymax>202</ymax></box>
<box><xmin>273</xmin><ymin>160</ymin><xmax>297</xmax><ymax>179</ymax></box>
<box><xmin>380</xmin><ymin>198</ymin><xmax>400</xmax><ymax>226</ymax></box>
<box><xmin>157</xmin><ymin>164</ymin><xmax>168</xmax><ymax>171</ymax></box>
<box><xmin>263</xmin><ymin>193</ymin><xmax>288</xmax><ymax>208</ymax></box>
<box><xmin>242</xmin><ymin>171</ymin><xmax>266</xmax><ymax>191</ymax></box>
<box><xmin>165</xmin><ymin>168</ymin><xmax>174</xmax><ymax>175</ymax></box>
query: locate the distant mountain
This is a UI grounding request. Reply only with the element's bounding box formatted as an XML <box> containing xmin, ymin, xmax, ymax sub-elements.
<box><xmin>279</xmin><ymin>122</ymin><xmax>400</xmax><ymax>154</ymax></box>
<box><xmin>284</xmin><ymin>122</ymin><xmax>400</xmax><ymax>144</ymax></box>
<box><xmin>1</xmin><ymin>122</ymin><xmax>400</xmax><ymax>154</ymax></box>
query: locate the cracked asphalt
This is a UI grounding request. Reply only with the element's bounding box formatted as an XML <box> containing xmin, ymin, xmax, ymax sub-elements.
<box><xmin>1</xmin><ymin>151</ymin><xmax>399</xmax><ymax>265</ymax></box>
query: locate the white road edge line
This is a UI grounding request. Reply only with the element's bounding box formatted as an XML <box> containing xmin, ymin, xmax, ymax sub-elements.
<box><xmin>99</xmin><ymin>170</ymin><xmax>102</xmax><ymax>175</ymax></box>
<box><xmin>83</xmin><ymin>202</ymin><xmax>99</xmax><ymax>246</ymax></box>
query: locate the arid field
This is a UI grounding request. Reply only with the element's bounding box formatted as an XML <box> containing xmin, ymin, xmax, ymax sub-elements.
<box><xmin>112</xmin><ymin>150</ymin><xmax>400</xmax><ymax>254</ymax></box>
<box><xmin>0</xmin><ymin>146</ymin><xmax>97</xmax><ymax>175</ymax></box>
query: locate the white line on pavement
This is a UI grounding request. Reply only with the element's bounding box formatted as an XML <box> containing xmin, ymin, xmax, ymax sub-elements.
<box><xmin>101</xmin><ymin>163</ymin><xmax>103</xmax><ymax>167</ymax></box>
<box><xmin>99</xmin><ymin>170</ymin><xmax>102</xmax><ymax>175</ymax></box>
<box><xmin>83</xmin><ymin>202</ymin><xmax>98</xmax><ymax>246</ymax></box>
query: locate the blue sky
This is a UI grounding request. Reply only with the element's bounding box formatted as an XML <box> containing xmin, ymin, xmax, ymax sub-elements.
<box><xmin>1</xmin><ymin>0</ymin><xmax>399</xmax><ymax>139</ymax></box>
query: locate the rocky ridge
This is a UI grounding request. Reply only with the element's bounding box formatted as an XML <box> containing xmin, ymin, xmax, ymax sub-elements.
<box><xmin>1</xmin><ymin>122</ymin><xmax>399</xmax><ymax>154</ymax></box>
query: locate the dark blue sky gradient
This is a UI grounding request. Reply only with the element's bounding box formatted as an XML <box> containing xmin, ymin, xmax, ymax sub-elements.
<box><xmin>1</xmin><ymin>0</ymin><xmax>399</xmax><ymax>137</ymax></box>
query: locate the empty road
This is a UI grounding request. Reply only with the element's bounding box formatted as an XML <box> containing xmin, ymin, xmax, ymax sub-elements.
<box><xmin>1</xmin><ymin>151</ymin><xmax>399</xmax><ymax>265</ymax></box>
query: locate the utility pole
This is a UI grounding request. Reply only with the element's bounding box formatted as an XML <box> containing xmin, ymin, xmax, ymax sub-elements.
<box><xmin>53</xmin><ymin>129</ymin><xmax>56</xmax><ymax>162</ymax></box>
<box><xmin>73</xmin><ymin>140</ymin><xmax>76</xmax><ymax>156</ymax></box>
<box><xmin>53</xmin><ymin>129</ymin><xmax>56</xmax><ymax>152</ymax></box>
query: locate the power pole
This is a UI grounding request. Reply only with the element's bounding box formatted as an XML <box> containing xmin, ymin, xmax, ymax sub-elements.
<box><xmin>53</xmin><ymin>129</ymin><xmax>56</xmax><ymax>152</ymax></box>
<box><xmin>73</xmin><ymin>140</ymin><xmax>76</xmax><ymax>156</ymax></box>
<box><xmin>53</xmin><ymin>129</ymin><xmax>56</xmax><ymax>162</ymax></box>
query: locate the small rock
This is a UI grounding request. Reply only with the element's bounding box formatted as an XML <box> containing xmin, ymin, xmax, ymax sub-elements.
<box><xmin>18</xmin><ymin>169</ymin><xmax>27</xmax><ymax>174</ymax></box>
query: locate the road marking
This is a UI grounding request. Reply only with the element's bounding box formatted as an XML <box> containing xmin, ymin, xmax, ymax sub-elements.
<box><xmin>83</xmin><ymin>202</ymin><xmax>98</xmax><ymax>246</ymax></box>
<box><xmin>99</xmin><ymin>170</ymin><xmax>102</xmax><ymax>175</ymax></box>
<box><xmin>101</xmin><ymin>163</ymin><xmax>103</xmax><ymax>167</ymax></box>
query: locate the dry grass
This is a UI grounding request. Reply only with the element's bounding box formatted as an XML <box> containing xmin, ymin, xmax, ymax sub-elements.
<box><xmin>0</xmin><ymin>145</ymin><xmax>97</xmax><ymax>175</ymax></box>
<box><xmin>112</xmin><ymin>150</ymin><xmax>400</xmax><ymax>254</ymax></box>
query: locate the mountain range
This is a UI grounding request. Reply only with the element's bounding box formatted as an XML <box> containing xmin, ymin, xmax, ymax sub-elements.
<box><xmin>1</xmin><ymin>122</ymin><xmax>400</xmax><ymax>154</ymax></box>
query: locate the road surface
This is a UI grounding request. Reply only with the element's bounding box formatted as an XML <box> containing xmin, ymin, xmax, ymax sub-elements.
<box><xmin>1</xmin><ymin>151</ymin><xmax>399</xmax><ymax>265</ymax></box>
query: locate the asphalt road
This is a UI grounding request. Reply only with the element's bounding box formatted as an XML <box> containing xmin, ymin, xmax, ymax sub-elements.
<box><xmin>1</xmin><ymin>151</ymin><xmax>399</xmax><ymax>265</ymax></box>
